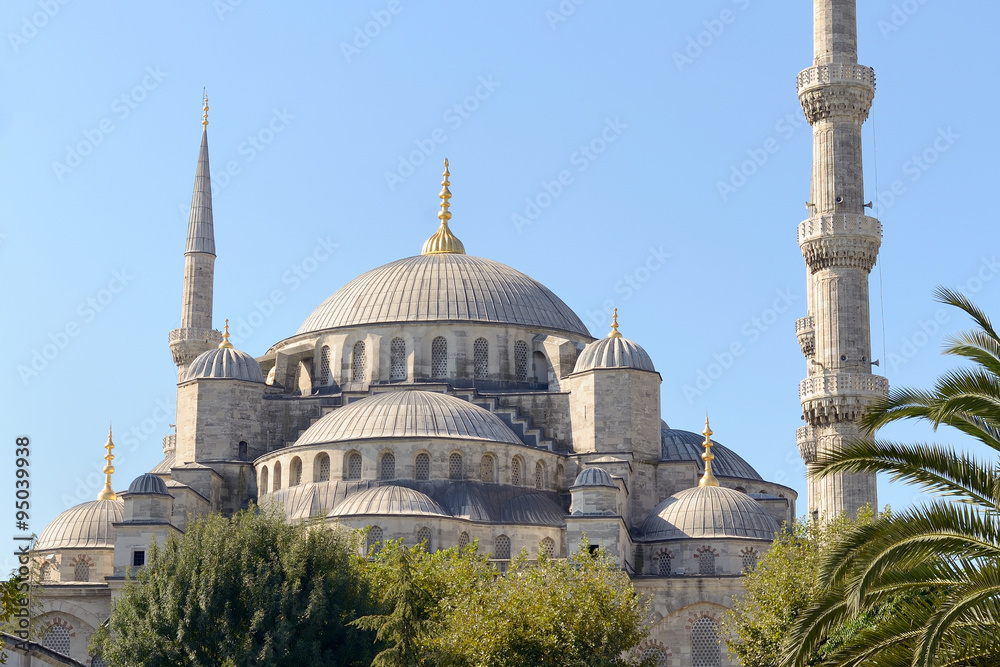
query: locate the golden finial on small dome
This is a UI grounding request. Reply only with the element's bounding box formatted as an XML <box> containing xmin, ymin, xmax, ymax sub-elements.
<box><xmin>97</xmin><ymin>424</ymin><xmax>117</xmax><ymax>501</ymax></box>
<box><xmin>608</xmin><ymin>308</ymin><xmax>623</xmax><ymax>339</ymax></box>
<box><xmin>699</xmin><ymin>415</ymin><xmax>720</xmax><ymax>488</ymax></box>
<box><xmin>202</xmin><ymin>90</ymin><xmax>209</xmax><ymax>129</ymax></box>
<box><xmin>421</xmin><ymin>159</ymin><xmax>466</xmax><ymax>255</ymax></box>
<box><xmin>219</xmin><ymin>319</ymin><xmax>233</xmax><ymax>349</ymax></box>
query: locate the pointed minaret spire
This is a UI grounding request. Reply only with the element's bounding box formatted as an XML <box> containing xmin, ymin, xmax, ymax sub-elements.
<box><xmin>219</xmin><ymin>318</ymin><xmax>233</xmax><ymax>349</ymax></box>
<box><xmin>97</xmin><ymin>424</ymin><xmax>117</xmax><ymax>501</ymax></box>
<box><xmin>421</xmin><ymin>159</ymin><xmax>466</xmax><ymax>255</ymax></box>
<box><xmin>699</xmin><ymin>416</ymin><xmax>719</xmax><ymax>488</ymax></box>
<box><xmin>796</xmin><ymin>0</ymin><xmax>886</xmax><ymax>518</ymax></box>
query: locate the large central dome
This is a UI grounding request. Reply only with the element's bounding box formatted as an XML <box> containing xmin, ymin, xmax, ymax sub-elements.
<box><xmin>296</xmin><ymin>254</ymin><xmax>590</xmax><ymax>337</ymax></box>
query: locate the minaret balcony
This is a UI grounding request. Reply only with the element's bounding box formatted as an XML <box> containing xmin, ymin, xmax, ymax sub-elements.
<box><xmin>797</xmin><ymin>63</ymin><xmax>875</xmax><ymax>96</ymax></box>
<box><xmin>796</xmin><ymin>316</ymin><xmax>815</xmax><ymax>358</ymax></box>
<box><xmin>799</xmin><ymin>214</ymin><xmax>882</xmax><ymax>271</ymax></box>
<box><xmin>795</xmin><ymin>426</ymin><xmax>817</xmax><ymax>464</ymax></box>
<box><xmin>799</xmin><ymin>372</ymin><xmax>889</xmax><ymax>425</ymax></box>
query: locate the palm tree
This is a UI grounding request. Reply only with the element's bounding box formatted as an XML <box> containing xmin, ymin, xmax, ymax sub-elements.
<box><xmin>781</xmin><ymin>288</ymin><xmax>1000</xmax><ymax>667</ymax></box>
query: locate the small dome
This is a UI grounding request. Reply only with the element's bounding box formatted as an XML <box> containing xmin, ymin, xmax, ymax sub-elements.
<box><xmin>184</xmin><ymin>347</ymin><xmax>264</xmax><ymax>383</ymax></box>
<box><xmin>329</xmin><ymin>485</ymin><xmax>449</xmax><ymax>518</ymax></box>
<box><xmin>295</xmin><ymin>390</ymin><xmax>523</xmax><ymax>447</ymax></box>
<box><xmin>126</xmin><ymin>473</ymin><xmax>170</xmax><ymax>496</ymax></box>
<box><xmin>660</xmin><ymin>424</ymin><xmax>763</xmax><ymax>481</ymax></box>
<box><xmin>639</xmin><ymin>485</ymin><xmax>779</xmax><ymax>541</ymax></box>
<box><xmin>35</xmin><ymin>499</ymin><xmax>124</xmax><ymax>551</ymax></box>
<box><xmin>499</xmin><ymin>493</ymin><xmax>566</xmax><ymax>526</ymax></box>
<box><xmin>572</xmin><ymin>467</ymin><xmax>617</xmax><ymax>488</ymax></box>
<box><xmin>573</xmin><ymin>336</ymin><xmax>655</xmax><ymax>373</ymax></box>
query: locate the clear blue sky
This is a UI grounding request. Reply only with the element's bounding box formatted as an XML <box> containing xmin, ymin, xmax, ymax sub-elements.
<box><xmin>2</xmin><ymin>1</ymin><xmax>997</xmax><ymax>570</ymax></box>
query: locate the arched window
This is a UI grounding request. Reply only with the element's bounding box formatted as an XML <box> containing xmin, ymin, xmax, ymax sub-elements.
<box><xmin>555</xmin><ymin>464</ymin><xmax>565</xmax><ymax>490</ymax></box>
<box><xmin>698</xmin><ymin>548</ymin><xmax>716</xmax><ymax>576</ymax></box>
<box><xmin>379</xmin><ymin>452</ymin><xmax>396</xmax><ymax>480</ymax></box>
<box><xmin>390</xmin><ymin>338</ymin><xmax>406</xmax><ymax>381</ymax></box>
<box><xmin>352</xmin><ymin>341</ymin><xmax>366</xmax><ymax>382</ymax></box>
<box><xmin>449</xmin><ymin>452</ymin><xmax>463</xmax><ymax>480</ymax></box>
<box><xmin>494</xmin><ymin>534</ymin><xmax>511</xmax><ymax>560</ymax></box>
<box><xmin>532</xmin><ymin>350</ymin><xmax>547</xmax><ymax>383</ymax></box>
<box><xmin>238</xmin><ymin>440</ymin><xmax>248</xmax><ymax>460</ymax></box>
<box><xmin>657</xmin><ymin>552</ymin><xmax>672</xmax><ymax>576</ymax></box>
<box><xmin>458</xmin><ymin>532</ymin><xmax>470</xmax><ymax>549</ymax></box>
<box><xmin>511</xmin><ymin>456</ymin><xmax>523</xmax><ymax>486</ymax></box>
<box><xmin>259</xmin><ymin>466</ymin><xmax>269</xmax><ymax>494</ymax></box>
<box><xmin>74</xmin><ymin>560</ymin><xmax>89</xmax><ymax>582</ymax></box>
<box><xmin>742</xmin><ymin>549</ymin><xmax>759</xmax><ymax>572</ymax></box>
<box><xmin>289</xmin><ymin>457</ymin><xmax>302</xmax><ymax>487</ymax></box>
<box><xmin>40</xmin><ymin>562</ymin><xmax>52</xmax><ymax>581</ymax></box>
<box><xmin>473</xmin><ymin>337</ymin><xmax>489</xmax><ymax>379</ymax></box>
<box><xmin>42</xmin><ymin>623</ymin><xmax>71</xmax><ymax>655</ymax></box>
<box><xmin>315</xmin><ymin>453</ymin><xmax>331</xmax><ymax>482</ymax></box>
<box><xmin>431</xmin><ymin>336</ymin><xmax>448</xmax><ymax>378</ymax></box>
<box><xmin>367</xmin><ymin>526</ymin><xmax>383</xmax><ymax>557</ymax></box>
<box><xmin>345</xmin><ymin>452</ymin><xmax>362</xmax><ymax>480</ymax></box>
<box><xmin>480</xmin><ymin>453</ymin><xmax>496</xmax><ymax>483</ymax></box>
<box><xmin>641</xmin><ymin>648</ymin><xmax>669</xmax><ymax>667</ymax></box>
<box><xmin>691</xmin><ymin>618</ymin><xmax>721</xmax><ymax>667</ymax></box>
<box><xmin>273</xmin><ymin>461</ymin><xmax>282</xmax><ymax>491</ymax></box>
<box><xmin>417</xmin><ymin>526</ymin><xmax>432</xmax><ymax>550</ymax></box>
<box><xmin>535</xmin><ymin>461</ymin><xmax>546</xmax><ymax>490</ymax></box>
<box><xmin>514</xmin><ymin>340</ymin><xmax>528</xmax><ymax>381</ymax></box>
<box><xmin>541</xmin><ymin>537</ymin><xmax>555</xmax><ymax>558</ymax></box>
<box><xmin>735</xmin><ymin>486</ymin><xmax>747</xmax><ymax>494</ymax></box>
<box><xmin>414</xmin><ymin>452</ymin><xmax>430</xmax><ymax>480</ymax></box>
<box><xmin>318</xmin><ymin>345</ymin><xmax>332</xmax><ymax>386</ymax></box>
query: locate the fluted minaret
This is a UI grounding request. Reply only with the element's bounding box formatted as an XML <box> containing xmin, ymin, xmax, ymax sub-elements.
<box><xmin>795</xmin><ymin>0</ymin><xmax>888</xmax><ymax>519</ymax></box>
<box><xmin>169</xmin><ymin>94</ymin><xmax>222</xmax><ymax>380</ymax></box>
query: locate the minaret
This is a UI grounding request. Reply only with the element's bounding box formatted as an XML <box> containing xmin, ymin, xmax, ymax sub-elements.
<box><xmin>795</xmin><ymin>0</ymin><xmax>888</xmax><ymax>518</ymax></box>
<box><xmin>169</xmin><ymin>93</ymin><xmax>222</xmax><ymax>380</ymax></box>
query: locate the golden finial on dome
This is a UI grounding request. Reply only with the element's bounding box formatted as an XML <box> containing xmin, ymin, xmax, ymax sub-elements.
<box><xmin>421</xmin><ymin>159</ymin><xmax>466</xmax><ymax>255</ymax></box>
<box><xmin>219</xmin><ymin>319</ymin><xmax>233</xmax><ymax>349</ymax></box>
<box><xmin>202</xmin><ymin>89</ymin><xmax>209</xmax><ymax>129</ymax></box>
<box><xmin>97</xmin><ymin>424</ymin><xmax>117</xmax><ymax>501</ymax></box>
<box><xmin>699</xmin><ymin>415</ymin><xmax>720</xmax><ymax>488</ymax></box>
<box><xmin>608</xmin><ymin>308</ymin><xmax>622</xmax><ymax>339</ymax></box>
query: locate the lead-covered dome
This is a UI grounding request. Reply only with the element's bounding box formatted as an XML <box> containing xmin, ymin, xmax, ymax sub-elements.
<box><xmin>126</xmin><ymin>473</ymin><xmax>170</xmax><ymax>496</ymax></box>
<box><xmin>35</xmin><ymin>499</ymin><xmax>124</xmax><ymax>551</ymax></box>
<box><xmin>639</xmin><ymin>485</ymin><xmax>779</xmax><ymax>541</ymax></box>
<box><xmin>296</xmin><ymin>254</ymin><xmax>589</xmax><ymax>337</ymax></box>
<box><xmin>660</xmin><ymin>424</ymin><xmax>763</xmax><ymax>481</ymax></box>
<box><xmin>572</xmin><ymin>467</ymin><xmax>617</xmax><ymax>488</ymax></box>
<box><xmin>294</xmin><ymin>390</ymin><xmax>524</xmax><ymax>446</ymax></box>
<box><xmin>185</xmin><ymin>346</ymin><xmax>264</xmax><ymax>383</ymax></box>
<box><xmin>329</xmin><ymin>485</ymin><xmax>448</xmax><ymax>518</ymax></box>
<box><xmin>573</xmin><ymin>336</ymin><xmax>655</xmax><ymax>373</ymax></box>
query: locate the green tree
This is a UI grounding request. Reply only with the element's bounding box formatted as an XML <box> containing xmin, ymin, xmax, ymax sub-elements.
<box><xmin>90</xmin><ymin>507</ymin><xmax>377</xmax><ymax>667</ymax></box>
<box><xmin>0</xmin><ymin>571</ymin><xmax>29</xmax><ymax>664</ymax></box>
<box><xmin>782</xmin><ymin>289</ymin><xmax>1000</xmax><ymax>666</ymax></box>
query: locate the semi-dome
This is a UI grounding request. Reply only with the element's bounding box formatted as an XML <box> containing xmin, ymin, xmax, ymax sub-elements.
<box><xmin>184</xmin><ymin>346</ymin><xmax>264</xmax><ymax>383</ymax></box>
<box><xmin>126</xmin><ymin>473</ymin><xmax>170</xmax><ymax>496</ymax></box>
<box><xmin>295</xmin><ymin>254</ymin><xmax>589</xmax><ymax>337</ymax></box>
<box><xmin>294</xmin><ymin>390</ymin><xmax>523</xmax><ymax>447</ymax></box>
<box><xmin>573</xmin><ymin>336</ymin><xmax>655</xmax><ymax>373</ymax></box>
<box><xmin>499</xmin><ymin>493</ymin><xmax>567</xmax><ymax>526</ymax></box>
<box><xmin>572</xmin><ymin>467</ymin><xmax>617</xmax><ymax>488</ymax></box>
<box><xmin>35</xmin><ymin>499</ymin><xmax>124</xmax><ymax>551</ymax></box>
<box><xmin>329</xmin><ymin>485</ymin><xmax>449</xmax><ymax>518</ymax></box>
<box><xmin>639</xmin><ymin>485</ymin><xmax>779</xmax><ymax>541</ymax></box>
<box><xmin>660</xmin><ymin>424</ymin><xmax>763</xmax><ymax>481</ymax></box>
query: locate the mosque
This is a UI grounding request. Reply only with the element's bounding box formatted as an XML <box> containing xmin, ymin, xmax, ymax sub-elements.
<box><xmin>14</xmin><ymin>1</ymin><xmax>885</xmax><ymax>665</ymax></box>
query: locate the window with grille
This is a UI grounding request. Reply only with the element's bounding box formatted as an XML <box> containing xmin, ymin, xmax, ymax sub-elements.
<box><xmin>511</xmin><ymin>457</ymin><xmax>522</xmax><ymax>486</ymax></box>
<box><xmin>431</xmin><ymin>337</ymin><xmax>447</xmax><ymax>378</ymax></box>
<box><xmin>514</xmin><ymin>341</ymin><xmax>528</xmax><ymax>381</ymax></box>
<box><xmin>417</xmin><ymin>527</ymin><xmax>432</xmax><ymax>549</ymax></box>
<box><xmin>480</xmin><ymin>454</ymin><xmax>495</xmax><ymax>483</ymax></box>
<box><xmin>379</xmin><ymin>452</ymin><xmax>396</xmax><ymax>480</ymax></box>
<box><xmin>692</xmin><ymin>618</ymin><xmax>721</xmax><ymax>667</ymax></box>
<box><xmin>290</xmin><ymin>458</ymin><xmax>302</xmax><ymax>486</ymax></box>
<box><xmin>352</xmin><ymin>341</ymin><xmax>366</xmax><ymax>382</ymax></box>
<box><xmin>273</xmin><ymin>462</ymin><xmax>282</xmax><ymax>491</ymax></box>
<box><xmin>494</xmin><ymin>534</ymin><xmax>511</xmax><ymax>560</ymax></box>
<box><xmin>91</xmin><ymin>655</ymin><xmax>108</xmax><ymax>667</ymax></box>
<box><xmin>657</xmin><ymin>552</ymin><xmax>672</xmax><ymax>576</ymax></box>
<box><xmin>318</xmin><ymin>345</ymin><xmax>332</xmax><ymax>385</ymax></box>
<box><xmin>132</xmin><ymin>550</ymin><xmax>145</xmax><ymax>567</ymax></box>
<box><xmin>346</xmin><ymin>453</ymin><xmax>362</xmax><ymax>480</ymax></box>
<box><xmin>449</xmin><ymin>453</ymin><xmax>463</xmax><ymax>480</ymax></box>
<box><xmin>535</xmin><ymin>461</ymin><xmax>545</xmax><ymax>489</ymax></box>
<box><xmin>458</xmin><ymin>532</ymin><xmax>469</xmax><ymax>549</ymax></box>
<box><xmin>260</xmin><ymin>467</ymin><xmax>269</xmax><ymax>494</ymax></box>
<box><xmin>698</xmin><ymin>549</ymin><xmax>716</xmax><ymax>576</ymax></box>
<box><xmin>742</xmin><ymin>550</ymin><xmax>758</xmax><ymax>572</ymax></box>
<box><xmin>367</xmin><ymin>526</ymin><xmax>383</xmax><ymax>557</ymax></box>
<box><xmin>41</xmin><ymin>563</ymin><xmax>51</xmax><ymax>581</ymax></box>
<box><xmin>390</xmin><ymin>338</ymin><xmax>406</xmax><ymax>381</ymax></box>
<box><xmin>316</xmin><ymin>454</ymin><xmax>330</xmax><ymax>482</ymax></box>
<box><xmin>541</xmin><ymin>537</ymin><xmax>555</xmax><ymax>558</ymax></box>
<box><xmin>42</xmin><ymin>624</ymin><xmax>71</xmax><ymax>655</ymax></box>
<box><xmin>473</xmin><ymin>338</ymin><xmax>489</xmax><ymax>379</ymax></box>
<box><xmin>415</xmin><ymin>453</ymin><xmax>430</xmax><ymax>480</ymax></box>
<box><xmin>74</xmin><ymin>560</ymin><xmax>89</xmax><ymax>582</ymax></box>
<box><xmin>641</xmin><ymin>648</ymin><xmax>669</xmax><ymax>667</ymax></box>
